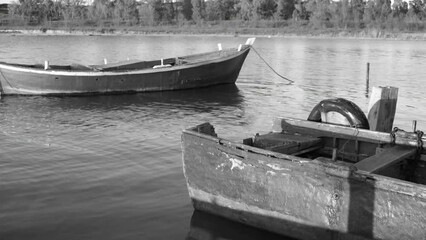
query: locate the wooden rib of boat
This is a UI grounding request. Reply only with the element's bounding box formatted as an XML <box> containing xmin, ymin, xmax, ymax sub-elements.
<box><xmin>0</xmin><ymin>38</ymin><xmax>254</xmax><ymax>96</ymax></box>
<box><xmin>182</xmin><ymin>94</ymin><xmax>426</xmax><ymax>240</ymax></box>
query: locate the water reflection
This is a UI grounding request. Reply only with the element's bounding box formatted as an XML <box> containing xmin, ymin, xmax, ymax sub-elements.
<box><xmin>1</xmin><ymin>35</ymin><xmax>426</xmax><ymax>239</ymax></box>
<box><xmin>0</xmin><ymin>84</ymin><xmax>246</xmax><ymax>162</ymax></box>
<box><xmin>0</xmin><ymin>84</ymin><xmax>245</xmax><ymax>135</ymax></box>
<box><xmin>187</xmin><ymin>211</ymin><xmax>295</xmax><ymax>240</ymax></box>
<box><xmin>0</xmin><ymin>84</ymin><xmax>244</xmax><ymax>111</ymax></box>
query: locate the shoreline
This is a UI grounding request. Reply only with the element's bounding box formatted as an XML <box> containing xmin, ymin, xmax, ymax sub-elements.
<box><xmin>1</xmin><ymin>27</ymin><xmax>426</xmax><ymax>41</ymax></box>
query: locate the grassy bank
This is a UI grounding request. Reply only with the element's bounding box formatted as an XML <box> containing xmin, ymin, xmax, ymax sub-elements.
<box><xmin>2</xmin><ymin>21</ymin><xmax>426</xmax><ymax>40</ymax></box>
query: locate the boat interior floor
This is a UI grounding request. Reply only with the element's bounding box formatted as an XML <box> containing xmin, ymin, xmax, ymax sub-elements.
<box><xmin>243</xmin><ymin>131</ymin><xmax>426</xmax><ymax>185</ymax></box>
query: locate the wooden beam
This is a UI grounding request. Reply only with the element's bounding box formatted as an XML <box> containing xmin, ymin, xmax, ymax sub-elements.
<box><xmin>367</xmin><ymin>86</ymin><xmax>398</xmax><ymax>133</ymax></box>
<box><xmin>253</xmin><ymin>132</ymin><xmax>322</xmax><ymax>155</ymax></box>
<box><xmin>354</xmin><ymin>146</ymin><xmax>417</xmax><ymax>173</ymax></box>
<box><xmin>272</xmin><ymin>117</ymin><xmax>426</xmax><ymax>149</ymax></box>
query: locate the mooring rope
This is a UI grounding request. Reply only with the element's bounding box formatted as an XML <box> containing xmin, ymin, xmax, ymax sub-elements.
<box><xmin>0</xmin><ymin>67</ymin><xmax>16</xmax><ymax>92</ymax></box>
<box><xmin>251</xmin><ymin>46</ymin><xmax>295</xmax><ymax>85</ymax></box>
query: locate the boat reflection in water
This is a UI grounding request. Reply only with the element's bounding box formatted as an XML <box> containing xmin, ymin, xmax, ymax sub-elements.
<box><xmin>0</xmin><ymin>84</ymin><xmax>245</xmax><ymax>114</ymax></box>
<box><xmin>187</xmin><ymin>210</ymin><xmax>296</xmax><ymax>240</ymax></box>
<box><xmin>0</xmin><ymin>85</ymin><xmax>246</xmax><ymax>240</ymax></box>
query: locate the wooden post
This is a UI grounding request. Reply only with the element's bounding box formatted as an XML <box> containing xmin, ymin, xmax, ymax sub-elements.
<box><xmin>0</xmin><ymin>76</ymin><xmax>2</xmax><ymax>98</ymax></box>
<box><xmin>332</xmin><ymin>138</ymin><xmax>338</xmax><ymax>161</ymax></box>
<box><xmin>367</xmin><ymin>86</ymin><xmax>398</xmax><ymax>133</ymax></box>
<box><xmin>366</xmin><ymin>63</ymin><xmax>370</xmax><ymax>86</ymax></box>
<box><xmin>366</xmin><ymin>63</ymin><xmax>370</xmax><ymax>97</ymax></box>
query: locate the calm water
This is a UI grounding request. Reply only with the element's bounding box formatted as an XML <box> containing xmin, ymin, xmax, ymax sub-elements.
<box><xmin>0</xmin><ymin>35</ymin><xmax>425</xmax><ymax>240</ymax></box>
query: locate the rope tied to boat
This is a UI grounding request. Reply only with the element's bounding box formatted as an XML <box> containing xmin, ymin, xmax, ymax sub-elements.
<box><xmin>390</xmin><ymin>127</ymin><xmax>400</xmax><ymax>146</ymax></box>
<box><xmin>390</xmin><ymin>127</ymin><xmax>424</xmax><ymax>150</ymax></box>
<box><xmin>0</xmin><ymin>67</ymin><xmax>16</xmax><ymax>92</ymax></box>
<box><xmin>416</xmin><ymin>130</ymin><xmax>424</xmax><ymax>150</ymax></box>
<box><xmin>251</xmin><ymin>46</ymin><xmax>295</xmax><ymax>85</ymax></box>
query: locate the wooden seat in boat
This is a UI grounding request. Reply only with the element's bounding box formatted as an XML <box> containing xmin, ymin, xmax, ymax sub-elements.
<box><xmin>354</xmin><ymin>146</ymin><xmax>417</xmax><ymax>173</ymax></box>
<box><xmin>251</xmin><ymin>132</ymin><xmax>322</xmax><ymax>155</ymax></box>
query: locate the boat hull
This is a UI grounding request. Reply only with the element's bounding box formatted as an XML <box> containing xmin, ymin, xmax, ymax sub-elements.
<box><xmin>0</xmin><ymin>47</ymin><xmax>250</xmax><ymax>95</ymax></box>
<box><xmin>182</xmin><ymin>127</ymin><xmax>426</xmax><ymax>240</ymax></box>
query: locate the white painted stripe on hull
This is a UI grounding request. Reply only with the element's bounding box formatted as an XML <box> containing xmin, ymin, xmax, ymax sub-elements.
<box><xmin>0</xmin><ymin>86</ymin><xmax>164</xmax><ymax>95</ymax></box>
<box><xmin>0</xmin><ymin>48</ymin><xmax>247</xmax><ymax>77</ymax></box>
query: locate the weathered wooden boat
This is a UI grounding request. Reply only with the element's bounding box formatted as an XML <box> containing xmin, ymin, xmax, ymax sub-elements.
<box><xmin>182</xmin><ymin>87</ymin><xmax>426</xmax><ymax>240</ymax></box>
<box><xmin>0</xmin><ymin>38</ymin><xmax>254</xmax><ymax>96</ymax></box>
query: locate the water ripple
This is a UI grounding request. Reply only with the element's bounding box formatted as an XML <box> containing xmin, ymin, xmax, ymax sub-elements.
<box><xmin>1</xmin><ymin>35</ymin><xmax>426</xmax><ymax>239</ymax></box>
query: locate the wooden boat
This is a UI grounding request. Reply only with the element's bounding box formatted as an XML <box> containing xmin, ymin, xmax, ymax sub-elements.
<box><xmin>182</xmin><ymin>89</ymin><xmax>426</xmax><ymax>240</ymax></box>
<box><xmin>0</xmin><ymin>38</ymin><xmax>254</xmax><ymax>95</ymax></box>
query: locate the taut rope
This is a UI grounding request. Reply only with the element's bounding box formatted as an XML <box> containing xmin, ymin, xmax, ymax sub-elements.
<box><xmin>251</xmin><ymin>46</ymin><xmax>295</xmax><ymax>85</ymax></box>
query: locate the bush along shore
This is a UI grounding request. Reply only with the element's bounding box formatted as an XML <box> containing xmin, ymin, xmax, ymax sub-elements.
<box><xmin>1</xmin><ymin>0</ymin><xmax>426</xmax><ymax>40</ymax></box>
<box><xmin>2</xmin><ymin>23</ymin><xmax>426</xmax><ymax>41</ymax></box>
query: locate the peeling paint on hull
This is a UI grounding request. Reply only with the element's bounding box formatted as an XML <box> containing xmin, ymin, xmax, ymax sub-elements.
<box><xmin>182</xmin><ymin>126</ymin><xmax>426</xmax><ymax>240</ymax></box>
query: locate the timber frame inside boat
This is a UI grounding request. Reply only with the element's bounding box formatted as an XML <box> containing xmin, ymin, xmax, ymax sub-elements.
<box><xmin>253</xmin><ymin>117</ymin><xmax>426</xmax><ymax>184</ymax></box>
<box><xmin>189</xmin><ymin>116</ymin><xmax>426</xmax><ymax>185</ymax></box>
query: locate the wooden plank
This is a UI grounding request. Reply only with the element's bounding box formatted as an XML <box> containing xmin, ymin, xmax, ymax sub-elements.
<box><xmin>292</xmin><ymin>145</ymin><xmax>322</xmax><ymax>156</ymax></box>
<box><xmin>354</xmin><ymin>146</ymin><xmax>417</xmax><ymax>173</ymax></box>
<box><xmin>272</xmin><ymin>117</ymin><xmax>426</xmax><ymax>149</ymax></box>
<box><xmin>367</xmin><ymin>86</ymin><xmax>398</xmax><ymax>132</ymax></box>
<box><xmin>253</xmin><ymin>132</ymin><xmax>322</xmax><ymax>155</ymax></box>
<box><xmin>183</xmin><ymin>128</ymin><xmax>310</xmax><ymax>163</ymax></box>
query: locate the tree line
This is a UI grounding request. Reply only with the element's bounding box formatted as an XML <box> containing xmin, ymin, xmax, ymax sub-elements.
<box><xmin>3</xmin><ymin>0</ymin><xmax>426</xmax><ymax>31</ymax></box>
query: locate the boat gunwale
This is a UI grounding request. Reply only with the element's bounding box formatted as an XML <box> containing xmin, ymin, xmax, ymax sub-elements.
<box><xmin>0</xmin><ymin>47</ymin><xmax>250</xmax><ymax>77</ymax></box>
<box><xmin>273</xmin><ymin>117</ymin><xmax>426</xmax><ymax>148</ymax></box>
<box><xmin>183</xmin><ymin>122</ymin><xmax>426</xmax><ymax>199</ymax></box>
